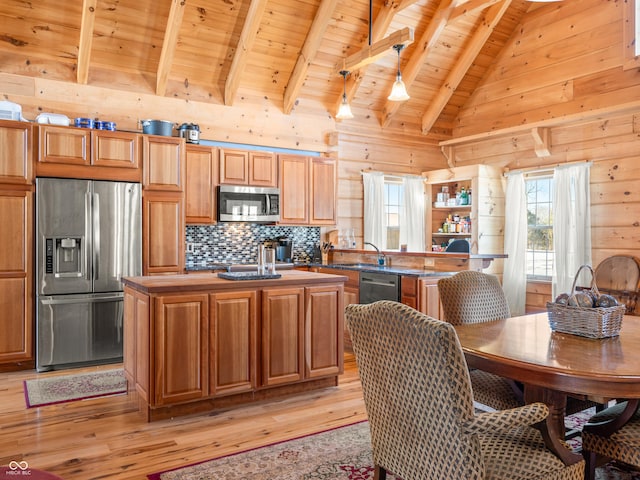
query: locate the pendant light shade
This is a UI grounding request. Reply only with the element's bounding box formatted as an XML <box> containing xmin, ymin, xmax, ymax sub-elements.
<box><xmin>388</xmin><ymin>44</ymin><xmax>410</xmax><ymax>102</ymax></box>
<box><xmin>336</xmin><ymin>70</ymin><xmax>354</xmax><ymax>119</ymax></box>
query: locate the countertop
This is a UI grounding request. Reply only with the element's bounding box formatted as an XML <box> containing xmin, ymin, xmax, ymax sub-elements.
<box><xmin>307</xmin><ymin>262</ymin><xmax>456</xmax><ymax>278</ymax></box>
<box><xmin>123</xmin><ymin>270</ymin><xmax>348</xmax><ymax>294</ymax></box>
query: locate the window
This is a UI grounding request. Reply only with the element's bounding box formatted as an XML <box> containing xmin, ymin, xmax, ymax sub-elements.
<box><xmin>384</xmin><ymin>180</ymin><xmax>403</xmax><ymax>249</ymax></box>
<box><xmin>526</xmin><ymin>176</ymin><xmax>554</xmax><ymax>279</ymax></box>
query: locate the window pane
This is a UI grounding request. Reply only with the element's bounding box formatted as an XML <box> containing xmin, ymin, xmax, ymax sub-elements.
<box><xmin>526</xmin><ymin>177</ymin><xmax>554</xmax><ymax>279</ymax></box>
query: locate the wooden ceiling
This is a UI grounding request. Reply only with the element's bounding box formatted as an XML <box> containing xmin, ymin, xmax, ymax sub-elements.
<box><xmin>0</xmin><ymin>0</ymin><xmax>538</xmax><ymax>141</ymax></box>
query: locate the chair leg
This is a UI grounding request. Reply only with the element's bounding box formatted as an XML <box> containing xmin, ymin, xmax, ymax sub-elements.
<box><xmin>583</xmin><ymin>450</ymin><xmax>597</xmax><ymax>480</ymax></box>
<box><xmin>374</xmin><ymin>465</ymin><xmax>387</xmax><ymax>480</ymax></box>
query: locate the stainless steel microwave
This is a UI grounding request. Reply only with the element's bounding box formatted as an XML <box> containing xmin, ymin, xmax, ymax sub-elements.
<box><xmin>217</xmin><ymin>185</ymin><xmax>280</xmax><ymax>223</ymax></box>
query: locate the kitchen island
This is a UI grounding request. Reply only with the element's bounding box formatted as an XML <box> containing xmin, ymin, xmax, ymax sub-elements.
<box><xmin>123</xmin><ymin>270</ymin><xmax>347</xmax><ymax>421</ymax></box>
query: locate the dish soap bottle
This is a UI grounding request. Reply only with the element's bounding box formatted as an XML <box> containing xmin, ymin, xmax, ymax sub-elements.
<box><xmin>459</xmin><ymin>187</ymin><xmax>469</xmax><ymax>206</ymax></box>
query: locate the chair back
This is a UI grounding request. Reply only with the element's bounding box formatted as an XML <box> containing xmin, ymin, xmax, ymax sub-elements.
<box><xmin>345</xmin><ymin>301</ymin><xmax>484</xmax><ymax>480</ymax></box>
<box><xmin>445</xmin><ymin>238</ymin><xmax>470</xmax><ymax>252</ymax></box>
<box><xmin>438</xmin><ymin>271</ymin><xmax>510</xmax><ymax>325</ymax></box>
<box><xmin>594</xmin><ymin>256</ymin><xmax>640</xmax><ymax>314</ymax></box>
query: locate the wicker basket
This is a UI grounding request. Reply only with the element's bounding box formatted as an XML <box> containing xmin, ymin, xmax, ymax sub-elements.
<box><xmin>546</xmin><ymin>264</ymin><xmax>626</xmax><ymax>339</ymax></box>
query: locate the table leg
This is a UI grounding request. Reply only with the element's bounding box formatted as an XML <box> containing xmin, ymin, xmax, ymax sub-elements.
<box><xmin>524</xmin><ymin>385</ymin><xmax>583</xmax><ymax>466</ymax></box>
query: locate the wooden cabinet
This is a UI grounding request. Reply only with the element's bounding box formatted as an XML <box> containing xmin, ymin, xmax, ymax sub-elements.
<box><xmin>0</xmin><ymin>120</ymin><xmax>34</xmax><ymax>370</ymax></box>
<box><xmin>142</xmin><ymin>193</ymin><xmax>185</xmax><ymax>275</ymax></box>
<box><xmin>0</xmin><ymin>120</ymin><xmax>32</xmax><ymax>185</ymax></box>
<box><xmin>143</xmin><ymin>135</ymin><xmax>185</xmax><ymax>191</ymax></box>
<box><xmin>0</xmin><ymin>189</ymin><xmax>33</xmax><ymax>366</ymax></box>
<box><xmin>153</xmin><ymin>294</ymin><xmax>209</xmax><ymax>405</ymax></box>
<box><xmin>261</xmin><ymin>287</ymin><xmax>305</xmax><ymax>386</ymax></box>
<box><xmin>36</xmin><ymin>125</ymin><xmax>141</xmax><ymax>181</ymax></box>
<box><xmin>401</xmin><ymin>275</ymin><xmax>443</xmax><ymax>319</ymax></box>
<box><xmin>185</xmin><ymin>144</ymin><xmax>218</xmax><ymax>224</ymax></box>
<box><xmin>309</xmin><ymin>157</ymin><xmax>337</xmax><ymax>225</ymax></box>
<box><xmin>279</xmin><ymin>154</ymin><xmax>336</xmax><ymax>226</ymax></box>
<box><xmin>305</xmin><ymin>284</ymin><xmax>343</xmax><ymax>378</ymax></box>
<box><xmin>219</xmin><ymin>148</ymin><xmax>277</xmax><ymax>187</ymax></box>
<box><xmin>142</xmin><ymin>136</ymin><xmax>185</xmax><ymax>275</ymax></box>
<box><xmin>123</xmin><ymin>288</ymin><xmax>150</xmax><ymax>401</ymax></box>
<box><xmin>209</xmin><ymin>290</ymin><xmax>257</xmax><ymax>396</ymax></box>
<box><xmin>425</xmin><ymin>165</ymin><xmax>504</xmax><ymax>257</ymax></box>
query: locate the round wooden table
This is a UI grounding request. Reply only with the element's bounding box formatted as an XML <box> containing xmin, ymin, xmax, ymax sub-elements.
<box><xmin>454</xmin><ymin>313</ymin><xmax>640</xmax><ymax>464</ymax></box>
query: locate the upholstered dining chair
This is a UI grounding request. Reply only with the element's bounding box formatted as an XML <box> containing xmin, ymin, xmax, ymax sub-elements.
<box><xmin>345</xmin><ymin>300</ymin><xmax>584</xmax><ymax>480</ymax></box>
<box><xmin>438</xmin><ymin>270</ymin><xmax>522</xmax><ymax>411</ymax></box>
<box><xmin>437</xmin><ymin>270</ymin><xmax>598</xmax><ymax>418</ymax></box>
<box><xmin>581</xmin><ymin>400</ymin><xmax>640</xmax><ymax>480</ymax></box>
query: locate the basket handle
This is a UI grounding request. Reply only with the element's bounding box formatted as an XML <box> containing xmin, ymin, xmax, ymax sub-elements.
<box><xmin>569</xmin><ymin>264</ymin><xmax>600</xmax><ymax>300</ymax></box>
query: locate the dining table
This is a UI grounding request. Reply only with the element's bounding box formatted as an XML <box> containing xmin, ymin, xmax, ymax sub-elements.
<box><xmin>453</xmin><ymin>312</ymin><xmax>640</xmax><ymax>465</ymax></box>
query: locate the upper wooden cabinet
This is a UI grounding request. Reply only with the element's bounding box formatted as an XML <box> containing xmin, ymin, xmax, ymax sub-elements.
<box><xmin>143</xmin><ymin>135</ymin><xmax>185</xmax><ymax>191</ymax></box>
<box><xmin>279</xmin><ymin>154</ymin><xmax>308</xmax><ymax>224</ymax></box>
<box><xmin>309</xmin><ymin>157</ymin><xmax>337</xmax><ymax>225</ymax></box>
<box><xmin>36</xmin><ymin>125</ymin><xmax>141</xmax><ymax>181</ymax></box>
<box><xmin>0</xmin><ymin>120</ymin><xmax>32</xmax><ymax>185</ymax></box>
<box><xmin>185</xmin><ymin>144</ymin><xmax>218</xmax><ymax>224</ymax></box>
<box><xmin>142</xmin><ymin>192</ymin><xmax>185</xmax><ymax>275</ymax></box>
<box><xmin>279</xmin><ymin>154</ymin><xmax>336</xmax><ymax>226</ymax></box>
<box><xmin>219</xmin><ymin>148</ymin><xmax>277</xmax><ymax>187</ymax></box>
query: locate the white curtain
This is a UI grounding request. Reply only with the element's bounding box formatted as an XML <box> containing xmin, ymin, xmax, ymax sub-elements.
<box><xmin>552</xmin><ymin>163</ymin><xmax>592</xmax><ymax>298</ymax></box>
<box><xmin>503</xmin><ymin>172</ymin><xmax>527</xmax><ymax>316</ymax></box>
<box><xmin>362</xmin><ymin>171</ymin><xmax>387</xmax><ymax>249</ymax></box>
<box><xmin>400</xmin><ymin>175</ymin><xmax>425</xmax><ymax>252</ymax></box>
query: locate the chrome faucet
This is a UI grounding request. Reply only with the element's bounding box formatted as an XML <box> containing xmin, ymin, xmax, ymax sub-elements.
<box><xmin>364</xmin><ymin>242</ymin><xmax>386</xmax><ymax>266</ymax></box>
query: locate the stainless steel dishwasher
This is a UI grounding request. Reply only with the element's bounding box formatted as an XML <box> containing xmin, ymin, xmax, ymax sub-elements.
<box><xmin>359</xmin><ymin>271</ymin><xmax>401</xmax><ymax>304</ymax></box>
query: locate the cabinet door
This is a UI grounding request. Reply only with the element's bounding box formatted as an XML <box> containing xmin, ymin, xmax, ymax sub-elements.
<box><xmin>305</xmin><ymin>285</ymin><xmax>343</xmax><ymax>378</ymax></box>
<box><xmin>143</xmin><ymin>192</ymin><xmax>185</xmax><ymax>275</ymax></box>
<box><xmin>92</xmin><ymin>130</ymin><xmax>140</xmax><ymax>169</ymax></box>
<box><xmin>210</xmin><ymin>290</ymin><xmax>257</xmax><ymax>396</ymax></box>
<box><xmin>185</xmin><ymin>145</ymin><xmax>218</xmax><ymax>224</ymax></box>
<box><xmin>219</xmin><ymin>149</ymin><xmax>249</xmax><ymax>185</ymax></box>
<box><xmin>38</xmin><ymin>125</ymin><xmax>90</xmax><ymax>165</ymax></box>
<box><xmin>0</xmin><ymin>189</ymin><xmax>33</xmax><ymax>364</ymax></box>
<box><xmin>0</xmin><ymin>120</ymin><xmax>32</xmax><ymax>185</ymax></box>
<box><xmin>261</xmin><ymin>287</ymin><xmax>304</xmax><ymax>386</ymax></box>
<box><xmin>143</xmin><ymin>135</ymin><xmax>185</xmax><ymax>191</ymax></box>
<box><xmin>418</xmin><ymin>278</ymin><xmax>442</xmax><ymax>320</ymax></box>
<box><xmin>123</xmin><ymin>288</ymin><xmax>151</xmax><ymax>401</ymax></box>
<box><xmin>249</xmin><ymin>152</ymin><xmax>278</xmax><ymax>187</ymax></box>
<box><xmin>154</xmin><ymin>294</ymin><xmax>209</xmax><ymax>405</ymax></box>
<box><xmin>309</xmin><ymin>157</ymin><xmax>336</xmax><ymax>225</ymax></box>
<box><xmin>279</xmin><ymin>154</ymin><xmax>308</xmax><ymax>225</ymax></box>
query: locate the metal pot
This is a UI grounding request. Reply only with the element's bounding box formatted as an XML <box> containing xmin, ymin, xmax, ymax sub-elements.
<box><xmin>140</xmin><ymin>119</ymin><xmax>174</xmax><ymax>136</ymax></box>
<box><xmin>178</xmin><ymin>123</ymin><xmax>200</xmax><ymax>144</ymax></box>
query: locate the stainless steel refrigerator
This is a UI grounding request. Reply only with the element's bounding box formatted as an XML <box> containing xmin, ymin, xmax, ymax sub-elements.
<box><xmin>36</xmin><ymin>178</ymin><xmax>141</xmax><ymax>371</ymax></box>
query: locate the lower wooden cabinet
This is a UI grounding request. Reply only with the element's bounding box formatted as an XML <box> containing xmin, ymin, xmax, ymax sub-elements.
<box><xmin>401</xmin><ymin>275</ymin><xmax>443</xmax><ymax>319</ymax></box>
<box><xmin>305</xmin><ymin>284</ymin><xmax>343</xmax><ymax>378</ymax></box>
<box><xmin>0</xmin><ymin>188</ymin><xmax>33</xmax><ymax>367</ymax></box>
<box><xmin>154</xmin><ymin>294</ymin><xmax>209</xmax><ymax>405</ymax></box>
<box><xmin>210</xmin><ymin>290</ymin><xmax>257</xmax><ymax>395</ymax></box>
<box><xmin>261</xmin><ymin>287</ymin><xmax>305</xmax><ymax>386</ymax></box>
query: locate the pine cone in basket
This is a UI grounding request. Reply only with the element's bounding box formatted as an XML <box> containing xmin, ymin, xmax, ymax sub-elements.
<box><xmin>568</xmin><ymin>292</ymin><xmax>594</xmax><ymax>308</ymax></box>
<box><xmin>595</xmin><ymin>294</ymin><xmax>618</xmax><ymax>308</ymax></box>
<box><xmin>554</xmin><ymin>293</ymin><xmax>569</xmax><ymax>305</ymax></box>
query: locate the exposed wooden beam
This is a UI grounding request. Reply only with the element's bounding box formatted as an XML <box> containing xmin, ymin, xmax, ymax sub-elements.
<box><xmin>156</xmin><ymin>0</ymin><xmax>187</xmax><ymax>96</ymax></box>
<box><xmin>531</xmin><ymin>127</ymin><xmax>551</xmax><ymax>157</ymax></box>
<box><xmin>77</xmin><ymin>0</ymin><xmax>97</xmax><ymax>85</ymax></box>
<box><xmin>421</xmin><ymin>0</ymin><xmax>512</xmax><ymax>135</ymax></box>
<box><xmin>284</xmin><ymin>0</ymin><xmax>339</xmax><ymax>114</ymax></box>
<box><xmin>224</xmin><ymin>0</ymin><xmax>269</xmax><ymax>106</ymax></box>
<box><xmin>381</xmin><ymin>0</ymin><xmax>457</xmax><ymax>127</ymax></box>
<box><xmin>335</xmin><ymin>27</ymin><xmax>414</xmax><ymax>74</ymax></box>
<box><xmin>450</xmin><ymin>0</ymin><xmax>503</xmax><ymax>20</ymax></box>
<box><xmin>334</xmin><ymin>0</ymin><xmax>416</xmax><ymax>116</ymax></box>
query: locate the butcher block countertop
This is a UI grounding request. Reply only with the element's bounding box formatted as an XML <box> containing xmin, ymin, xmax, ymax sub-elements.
<box><xmin>122</xmin><ymin>270</ymin><xmax>349</xmax><ymax>294</ymax></box>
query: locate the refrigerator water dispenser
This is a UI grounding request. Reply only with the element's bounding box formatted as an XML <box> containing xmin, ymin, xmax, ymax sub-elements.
<box><xmin>49</xmin><ymin>237</ymin><xmax>83</xmax><ymax>278</ymax></box>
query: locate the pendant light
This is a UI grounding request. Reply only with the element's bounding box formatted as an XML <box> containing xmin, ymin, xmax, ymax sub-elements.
<box><xmin>388</xmin><ymin>44</ymin><xmax>410</xmax><ymax>102</ymax></box>
<box><xmin>336</xmin><ymin>70</ymin><xmax>354</xmax><ymax>119</ymax></box>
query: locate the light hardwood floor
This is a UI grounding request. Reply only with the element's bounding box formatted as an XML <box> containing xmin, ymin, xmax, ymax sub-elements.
<box><xmin>0</xmin><ymin>354</ymin><xmax>366</xmax><ymax>479</ymax></box>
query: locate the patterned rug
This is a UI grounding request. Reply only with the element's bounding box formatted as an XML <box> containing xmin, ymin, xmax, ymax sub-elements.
<box><xmin>23</xmin><ymin>369</ymin><xmax>127</xmax><ymax>408</ymax></box>
<box><xmin>148</xmin><ymin>416</ymin><xmax>640</xmax><ymax>480</ymax></box>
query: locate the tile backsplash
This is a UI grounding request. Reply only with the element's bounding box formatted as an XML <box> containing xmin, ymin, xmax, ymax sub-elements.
<box><xmin>186</xmin><ymin>224</ymin><xmax>320</xmax><ymax>266</ymax></box>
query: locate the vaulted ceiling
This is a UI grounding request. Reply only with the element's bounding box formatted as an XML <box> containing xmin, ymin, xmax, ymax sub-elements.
<box><xmin>0</xmin><ymin>0</ymin><xmax>538</xmax><ymax>141</ymax></box>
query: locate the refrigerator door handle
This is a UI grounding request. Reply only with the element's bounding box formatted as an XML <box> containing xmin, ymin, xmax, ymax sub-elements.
<box><xmin>39</xmin><ymin>293</ymin><xmax>124</xmax><ymax>305</ymax></box>
<box><xmin>93</xmin><ymin>192</ymin><xmax>100</xmax><ymax>281</ymax></box>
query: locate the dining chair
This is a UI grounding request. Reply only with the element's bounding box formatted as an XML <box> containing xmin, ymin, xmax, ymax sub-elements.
<box><xmin>345</xmin><ymin>300</ymin><xmax>584</xmax><ymax>480</ymax></box>
<box><xmin>581</xmin><ymin>400</ymin><xmax>640</xmax><ymax>480</ymax></box>
<box><xmin>594</xmin><ymin>255</ymin><xmax>640</xmax><ymax>314</ymax></box>
<box><xmin>437</xmin><ymin>271</ymin><xmax>597</xmax><ymax>417</ymax></box>
<box><xmin>437</xmin><ymin>271</ymin><xmax>522</xmax><ymax>410</ymax></box>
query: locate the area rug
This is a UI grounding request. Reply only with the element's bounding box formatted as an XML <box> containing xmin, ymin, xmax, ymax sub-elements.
<box><xmin>23</xmin><ymin>369</ymin><xmax>127</xmax><ymax>408</ymax></box>
<box><xmin>148</xmin><ymin>417</ymin><xmax>640</xmax><ymax>480</ymax></box>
